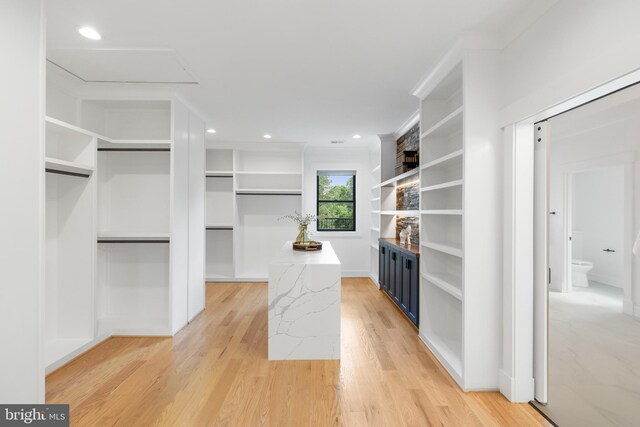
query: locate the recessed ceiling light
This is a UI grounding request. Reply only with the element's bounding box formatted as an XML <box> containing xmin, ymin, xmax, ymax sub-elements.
<box><xmin>353</xmin><ymin>134</ymin><xmax>361</xmax><ymax>139</ymax></box>
<box><xmin>78</xmin><ymin>26</ymin><xmax>102</xmax><ymax>40</ymax></box>
<box><xmin>207</xmin><ymin>128</ymin><xmax>216</xmax><ymax>134</ymax></box>
<box><xmin>263</xmin><ymin>134</ymin><xmax>272</xmax><ymax>139</ymax></box>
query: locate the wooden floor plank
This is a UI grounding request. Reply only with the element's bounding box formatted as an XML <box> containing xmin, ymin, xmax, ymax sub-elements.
<box><xmin>46</xmin><ymin>278</ymin><xmax>550</xmax><ymax>426</ymax></box>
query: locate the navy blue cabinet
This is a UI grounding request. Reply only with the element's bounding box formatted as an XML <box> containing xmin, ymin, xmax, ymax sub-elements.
<box><xmin>378</xmin><ymin>239</ymin><xmax>419</xmax><ymax>327</ymax></box>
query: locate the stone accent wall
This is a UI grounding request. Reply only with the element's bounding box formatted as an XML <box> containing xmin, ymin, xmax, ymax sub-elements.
<box><xmin>396</xmin><ymin>182</ymin><xmax>419</xmax><ymax>210</ymax></box>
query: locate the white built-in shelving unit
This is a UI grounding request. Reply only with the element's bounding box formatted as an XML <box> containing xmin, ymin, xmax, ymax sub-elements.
<box><xmin>369</xmin><ymin>119</ymin><xmax>422</xmax><ymax>283</ymax></box>
<box><xmin>414</xmin><ymin>49</ymin><xmax>502</xmax><ymax>390</ymax></box>
<box><xmin>43</xmin><ymin>98</ymin><xmax>206</xmax><ymax>373</ymax></box>
<box><xmin>369</xmin><ymin>147</ymin><xmax>381</xmax><ymax>282</ymax></box>
<box><xmin>88</xmin><ymin>100</ymin><xmax>176</xmax><ymax>338</ymax></box>
<box><xmin>205</xmin><ymin>148</ymin><xmax>235</xmax><ymax>280</ymax></box>
<box><xmin>205</xmin><ymin>147</ymin><xmax>304</xmax><ymax>281</ymax></box>
<box><xmin>44</xmin><ymin>117</ymin><xmax>97</xmax><ymax>373</ymax></box>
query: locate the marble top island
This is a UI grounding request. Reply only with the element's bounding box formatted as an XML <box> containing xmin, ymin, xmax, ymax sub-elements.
<box><xmin>268</xmin><ymin>241</ymin><xmax>341</xmax><ymax>360</ymax></box>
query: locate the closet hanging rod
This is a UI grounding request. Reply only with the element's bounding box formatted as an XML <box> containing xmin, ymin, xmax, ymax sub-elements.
<box><xmin>97</xmin><ymin>240</ymin><xmax>170</xmax><ymax>244</ymax></box>
<box><xmin>45</xmin><ymin>168</ymin><xmax>91</xmax><ymax>178</ymax></box>
<box><xmin>236</xmin><ymin>192</ymin><xmax>302</xmax><ymax>196</ymax></box>
<box><xmin>97</xmin><ymin>148</ymin><xmax>171</xmax><ymax>152</ymax></box>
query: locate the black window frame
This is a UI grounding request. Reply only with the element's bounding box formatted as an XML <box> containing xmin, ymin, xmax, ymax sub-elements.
<box><xmin>316</xmin><ymin>173</ymin><xmax>356</xmax><ymax>232</ymax></box>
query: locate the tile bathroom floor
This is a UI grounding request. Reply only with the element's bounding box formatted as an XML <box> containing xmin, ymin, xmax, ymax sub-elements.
<box><xmin>534</xmin><ymin>282</ymin><xmax>640</xmax><ymax>426</ymax></box>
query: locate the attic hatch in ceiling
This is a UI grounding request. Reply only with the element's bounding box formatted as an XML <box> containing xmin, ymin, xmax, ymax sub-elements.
<box><xmin>47</xmin><ymin>48</ymin><xmax>198</xmax><ymax>84</ymax></box>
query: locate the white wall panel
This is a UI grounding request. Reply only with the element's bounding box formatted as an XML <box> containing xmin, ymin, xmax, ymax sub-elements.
<box><xmin>0</xmin><ymin>0</ymin><xmax>45</xmax><ymax>403</ymax></box>
<box><xmin>188</xmin><ymin>112</ymin><xmax>206</xmax><ymax>320</ymax></box>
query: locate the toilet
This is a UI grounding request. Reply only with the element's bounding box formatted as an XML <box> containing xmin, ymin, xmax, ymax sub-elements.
<box><xmin>571</xmin><ymin>259</ymin><xmax>593</xmax><ymax>287</ymax></box>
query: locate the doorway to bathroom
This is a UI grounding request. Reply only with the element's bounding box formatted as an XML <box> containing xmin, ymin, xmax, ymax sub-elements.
<box><xmin>532</xmin><ymin>83</ymin><xmax>640</xmax><ymax>426</ymax></box>
<box><xmin>560</xmin><ymin>165</ymin><xmax>628</xmax><ymax>307</ymax></box>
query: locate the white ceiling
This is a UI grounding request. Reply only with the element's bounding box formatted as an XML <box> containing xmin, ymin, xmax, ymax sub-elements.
<box><xmin>46</xmin><ymin>0</ymin><xmax>533</xmax><ymax>146</ymax></box>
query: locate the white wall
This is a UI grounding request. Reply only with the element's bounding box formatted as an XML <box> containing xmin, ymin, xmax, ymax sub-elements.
<box><xmin>571</xmin><ymin>167</ymin><xmax>624</xmax><ymax>288</ymax></box>
<box><xmin>500</xmin><ymin>0</ymin><xmax>640</xmax><ymax>402</ymax></box>
<box><xmin>46</xmin><ymin>64</ymin><xmax>81</xmax><ymax>124</ymax></box>
<box><xmin>0</xmin><ymin>0</ymin><xmax>45</xmax><ymax>403</ymax></box>
<box><xmin>304</xmin><ymin>147</ymin><xmax>371</xmax><ymax>277</ymax></box>
<box><xmin>500</xmin><ymin>0</ymin><xmax>640</xmax><ymax>125</ymax></box>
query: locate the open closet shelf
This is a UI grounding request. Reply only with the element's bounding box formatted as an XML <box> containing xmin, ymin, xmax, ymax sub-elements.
<box><xmin>97</xmin><ymin>232</ymin><xmax>170</xmax><ymax>242</ymax></box>
<box><xmin>370</xmin><ymin>227</ymin><xmax>380</xmax><ymax>232</ymax></box>
<box><xmin>206</xmin><ymin>273</ymin><xmax>235</xmax><ymax>281</ymax></box>
<box><xmin>371</xmin><ymin>165</ymin><xmax>381</xmax><ymax>174</ymax></box>
<box><xmin>97</xmin><ymin>138</ymin><xmax>172</xmax><ymax>150</ymax></box>
<box><xmin>421</xmin><ymin>179</ymin><xmax>463</xmax><ymax>192</ymax></box>
<box><xmin>381</xmin><ymin>210</ymin><xmax>420</xmax><ymax>216</ymax></box>
<box><xmin>97</xmin><ymin>316</ymin><xmax>170</xmax><ymax>336</ymax></box>
<box><xmin>235</xmin><ymin>189</ymin><xmax>302</xmax><ymax>195</ymax></box>
<box><xmin>205</xmin><ymin>171</ymin><xmax>233</xmax><ymax>177</ymax></box>
<box><xmin>421</xmin><ymin>209</ymin><xmax>463</xmax><ymax>215</ymax></box>
<box><xmin>420</xmin><ymin>106</ymin><xmax>463</xmax><ymax>139</ymax></box>
<box><xmin>421</xmin><ymin>241</ymin><xmax>463</xmax><ymax>258</ymax></box>
<box><xmin>420</xmin><ymin>150</ymin><xmax>463</xmax><ymax>170</ymax></box>
<box><xmin>46</xmin><ymin>116</ymin><xmax>97</xmax><ymax>138</ymax></box>
<box><xmin>371</xmin><ymin>243</ymin><xmax>379</xmax><ymax>250</ymax></box>
<box><xmin>45</xmin><ymin>157</ymin><xmax>94</xmax><ymax>177</ymax></box>
<box><xmin>371</xmin><ymin>197</ymin><xmax>381</xmax><ymax>202</ymax></box>
<box><xmin>423</xmin><ymin>272</ymin><xmax>463</xmax><ymax>301</ymax></box>
<box><xmin>380</xmin><ymin>168</ymin><xmax>420</xmax><ymax>188</ymax></box>
<box><xmin>234</xmin><ymin>171</ymin><xmax>301</xmax><ymax>175</ymax></box>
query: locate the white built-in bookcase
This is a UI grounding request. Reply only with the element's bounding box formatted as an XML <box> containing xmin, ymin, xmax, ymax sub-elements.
<box><xmin>369</xmin><ymin>146</ymin><xmax>381</xmax><ymax>283</ymax></box>
<box><xmin>415</xmin><ymin>49</ymin><xmax>501</xmax><ymax>390</ymax></box>
<box><xmin>205</xmin><ymin>147</ymin><xmax>303</xmax><ymax>281</ymax></box>
<box><xmin>368</xmin><ymin>126</ymin><xmax>422</xmax><ymax>284</ymax></box>
<box><xmin>44</xmin><ymin>98</ymin><xmax>205</xmax><ymax>373</ymax></box>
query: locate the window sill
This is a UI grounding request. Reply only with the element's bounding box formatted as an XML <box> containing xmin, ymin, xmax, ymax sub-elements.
<box><xmin>313</xmin><ymin>231</ymin><xmax>362</xmax><ymax>238</ymax></box>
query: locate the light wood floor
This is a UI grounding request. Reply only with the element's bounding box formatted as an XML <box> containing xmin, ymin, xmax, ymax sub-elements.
<box><xmin>47</xmin><ymin>278</ymin><xmax>550</xmax><ymax>426</ymax></box>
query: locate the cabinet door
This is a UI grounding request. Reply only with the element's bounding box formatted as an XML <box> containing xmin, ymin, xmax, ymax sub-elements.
<box><xmin>406</xmin><ymin>256</ymin><xmax>419</xmax><ymax>326</ymax></box>
<box><xmin>393</xmin><ymin>250</ymin><xmax>402</xmax><ymax>304</ymax></box>
<box><xmin>388</xmin><ymin>249</ymin><xmax>397</xmax><ymax>297</ymax></box>
<box><xmin>400</xmin><ymin>255</ymin><xmax>411</xmax><ymax>314</ymax></box>
<box><xmin>378</xmin><ymin>244</ymin><xmax>386</xmax><ymax>289</ymax></box>
<box><xmin>383</xmin><ymin>245</ymin><xmax>391</xmax><ymax>292</ymax></box>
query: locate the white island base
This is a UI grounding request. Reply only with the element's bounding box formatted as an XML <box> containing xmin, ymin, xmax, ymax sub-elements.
<box><xmin>268</xmin><ymin>241</ymin><xmax>341</xmax><ymax>360</ymax></box>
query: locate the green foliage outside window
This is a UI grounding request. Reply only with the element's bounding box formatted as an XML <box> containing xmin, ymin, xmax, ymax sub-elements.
<box><xmin>317</xmin><ymin>174</ymin><xmax>355</xmax><ymax>231</ymax></box>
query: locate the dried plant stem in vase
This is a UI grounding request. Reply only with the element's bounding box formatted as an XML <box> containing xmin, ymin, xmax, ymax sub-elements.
<box><xmin>279</xmin><ymin>211</ymin><xmax>324</xmax><ymax>251</ymax></box>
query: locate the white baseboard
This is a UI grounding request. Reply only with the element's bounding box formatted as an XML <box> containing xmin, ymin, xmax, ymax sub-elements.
<box><xmin>206</xmin><ymin>271</ymin><xmax>369</xmax><ymax>282</ymax></box>
<box><xmin>418</xmin><ymin>333</ymin><xmax>464</xmax><ymax>389</ymax></box>
<box><xmin>45</xmin><ymin>333</ymin><xmax>111</xmax><ymax>375</ymax></box>
<box><xmin>588</xmin><ymin>273</ymin><xmax>623</xmax><ymax>289</ymax></box>
<box><xmin>498</xmin><ymin>368</ymin><xmax>534</xmax><ymax>403</ymax></box>
<box><xmin>206</xmin><ymin>276</ymin><xmax>266</xmax><ymax>282</ymax></box>
<box><xmin>110</xmin><ymin>328</ymin><xmax>172</xmax><ymax>336</ymax></box>
<box><xmin>342</xmin><ymin>270</ymin><xmax>370</xmax><ymax>278</ymax></box>
<box><xmin>368</xmin><ymin>274</ymin><xmax>380</xmax><ymax>288</ymax></box>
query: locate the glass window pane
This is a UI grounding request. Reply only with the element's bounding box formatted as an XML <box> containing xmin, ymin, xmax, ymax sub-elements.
<box><xmin>318</xmin><ymin>202</ymin><xmax>354</xmax><ymax>230</ymax></box>
<box><xmin>318</xmin><ymin>175</ymin><xmax>354</xmax><ymax>201</ymax></box>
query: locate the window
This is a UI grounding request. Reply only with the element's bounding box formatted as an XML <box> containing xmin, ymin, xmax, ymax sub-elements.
<box><xmin>317</xmin><ymin>171</ymin><xmax>356</xmax><ymax>231</ymax></box>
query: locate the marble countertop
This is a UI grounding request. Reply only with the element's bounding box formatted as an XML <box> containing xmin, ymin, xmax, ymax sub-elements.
<box><xmin>271</xmin><ymin>241</ymin><xmax>340</xmax><ymax>265</ymax></box>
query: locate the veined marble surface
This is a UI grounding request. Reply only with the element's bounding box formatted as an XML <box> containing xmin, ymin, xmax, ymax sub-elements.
<box><xmin>268</xmin><ymin>242</ymin><xmax>341</xmax><ymax>360</ymax></box>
